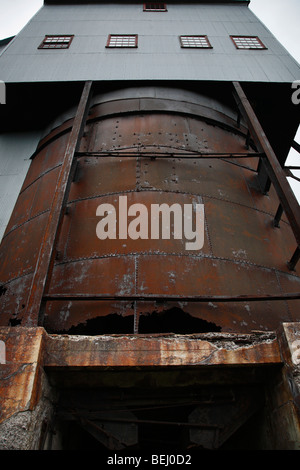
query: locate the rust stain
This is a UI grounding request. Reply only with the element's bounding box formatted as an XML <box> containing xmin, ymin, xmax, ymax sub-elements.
<box><xmin>0</xmin><ymin>99</ymin><xmax>299</xmax><ymax>333</ymax></box>
<box><xmin>44</xmin><ymin>332</ymin><xmax>281</xmax><ymax>368</ymax></box>
<box><xmin>0</xmin><ymin>328</ymin><xmax>45</xmax><ymax>424</ymax></box>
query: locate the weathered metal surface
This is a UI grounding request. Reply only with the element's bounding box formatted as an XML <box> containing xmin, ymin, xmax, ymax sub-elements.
<box><xmin>20</xmin><ymin>132</ymin><xmax>70</xmax><ymax>193</ymax></box>
<box><xmin>0</xmin><ymin>327</ymin><xmax>44</xmax><ymax>424</ymax></box>
<box><xmin>278</xmin><ymin>322</ymin><xmax>300</xmax><ymax>369</ymax></box>
<box><xmin>232</xmin><ymin>82</ymin><xmax>300</xmax><ymax>257</ymax></box>
<box><xmin>25</xmin><ymin>81</ymin><xmax>93</xmax><ymax>326</ymax></box>
<box><xmin>0</xmin><ymin>88</ymin><xmax>299</xmax><ymax>333</ymax></box>
<box><xmin>44</xmin><ymin>331</ymin><xmax>281</xmax><ymax>368</ymax></box>
<box><xmin>267</xmin><ymin>322</ymin><xmax>300</xmax><ymax>448</ymax></box>
<box><xmin>1</xmin><ymin>214</ymin><xmax>49</xmax><ymax>283</ymax></box>
<box><xmin>0</xmin><ymin>274</ymin><xmax>33</xmax><ymax>327</ymax></box>
<box><xmin>1</xmin><ymin>325</ymin><xmax>299</xmax><ymax>449</ymax></box>
<box><xmin>83</xmin><ymin>112</ymin><xmax>250</xmax><ymax>155</ymax></box>
<box><xmin>0</xmin><ymin>326</ymin><xmax>282</xmax><ymax>427</ymax></box>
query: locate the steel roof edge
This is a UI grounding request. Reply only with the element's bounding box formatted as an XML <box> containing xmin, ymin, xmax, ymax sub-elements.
<box><xmin>0</xmin><ymin>37</ymin><xmax>15</xmax><ymax>47</ymax></box>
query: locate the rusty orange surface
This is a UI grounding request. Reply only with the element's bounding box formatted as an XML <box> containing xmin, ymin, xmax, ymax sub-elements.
<box><xmin>0</xmin><ymin>325</ymin><xmax>284</xmax><ymax>426</ymax></box>
<box><xmin>44</xmin><ymin>332</ymin><xmax>281</xmax><ymax>368</ymax></box>
<box><xmin>0</xmin><ymin>97</ymin><xmax>299</xmax><ymax>333</ymax></box>
<box><xmin>0</xmin><ymin>327</ymin><xmax>44</xmax><ymax>424</ymax></box>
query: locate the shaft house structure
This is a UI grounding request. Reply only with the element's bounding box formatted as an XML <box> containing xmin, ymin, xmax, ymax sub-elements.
<box><xmin>0</xmin><ymin>0</ymin><xmax>300</xmax><ymax>450</ymax></box>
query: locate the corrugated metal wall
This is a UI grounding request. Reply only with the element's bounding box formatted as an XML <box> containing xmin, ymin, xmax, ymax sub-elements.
<box><xmin>0</xmin><ymin>3</ymin><xmax>299</xmax><ymax>83</ymax></box>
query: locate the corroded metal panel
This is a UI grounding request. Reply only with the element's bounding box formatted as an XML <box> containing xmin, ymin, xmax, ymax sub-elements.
<box><xmin>1</xmin><ymin>213</ymin><xmax>49</xmax><ymax>283</ymax></box>
<box><xmin>204</xmin><ymin>197</ymin><xmax>297</xmax><ymax>271</ymax></box>
<box><xmin>44</xmin><ymin>331</ymin><xmax>281</xmax><ymax>368</ymax></box>
<box><xmin>0</xmin><ymin>90</ymin><xmax>299</xmax><ymax>333</ymax></box>
<box><xmin>0</xmin><ymin>274</ymin><xmax>33</xmax><ymax>326</ymax></box>
<box><xmin>85</xmin><ymin>113</ymin><xmax>249</xmax><ymax>155</ymax></box>
<box><xmin>0</xmin><ymin>327</ymin><xmax>44</xmax><ymax>424</ymax></box>
<box><xmin>45</xmin><ymin>256</ymin><xmax>136</xmax><ymax>332</ymax></box>
<box><xmin>21</xmin><ymin>133</ymin><xmax>70</xmax><ymax>190</ymax></box>
<box><xmin>6</xmin><ymin>167</ymin><xmax>61</xmax><ymax>234</ymax></box>
<box><xmin>136</xmin><ymin>256</ymin><xmax>293</xmax><ymax>332</ymax></box>
<box><xmin>68</xmin><ymin>156</ymin><xmax>137</xmax><ymax>200</ymax></box>
<box><xmin>58</xmin><ymin>192</ymin><xmax>208</xmax><ymax>260</ymax></box>
<box><xmin>0</xmin><ymin>326</ymin><xmax>284</xmax><ymax>436</ymax></box>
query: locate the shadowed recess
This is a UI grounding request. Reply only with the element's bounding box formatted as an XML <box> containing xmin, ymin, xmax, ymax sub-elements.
<box><xmin>48</xmin><ymin>307</ymin><xmax>221</xmax><ymax>335</ymax></box>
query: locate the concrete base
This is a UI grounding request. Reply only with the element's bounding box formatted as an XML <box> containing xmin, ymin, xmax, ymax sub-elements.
<box><xmin>0</xmin><ymin>328</ymin><xmax>56</xmax><ymax>450</ymax></box>
<box><xmin>0</xmin><ymin>324</ymin><xmax>299</xmax><ymax>450</ymax></box>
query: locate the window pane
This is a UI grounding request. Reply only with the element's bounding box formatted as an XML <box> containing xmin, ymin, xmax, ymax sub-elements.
<box><xmin>180</xmin><ymin>36</ymin><xmax>212</xmax><ymax>49</ymax></box>
<box><xmin>107</xmin><ymin>35</ymin><xmax>138</xmax><ymax>48</ymax></box>
<box><xmin>39</xmin><ymin>35</ymin><xmax>73</xmax><ymax>49</ymax></box>
<box><xmin>231</xmin><ymin>36</ymin><xmax>266</xmax><ymax>49</ymax></box>
<box><xmin>144</xmin><ymin>3</ymin><xmax>167</xmax><ymax>11</ymax></box>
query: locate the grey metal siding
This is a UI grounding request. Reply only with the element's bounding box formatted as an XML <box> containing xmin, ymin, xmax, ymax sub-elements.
<box><xmin>0</xmin><ymin>3</ymin><xmax>299</xmax><ymax>83</ymax></box>
<box><xmin>0</xmin><ymin>132</ymin><xmax>41</xmax><ymax>241</ymax></box>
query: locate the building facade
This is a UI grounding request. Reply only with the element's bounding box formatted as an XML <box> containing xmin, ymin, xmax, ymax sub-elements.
<box><xmin>0</xmin><ymin>0</ymin><xmax>299</xmax><ymax>451</ymax></box>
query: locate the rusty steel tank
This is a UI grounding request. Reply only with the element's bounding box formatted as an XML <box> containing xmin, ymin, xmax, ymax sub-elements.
<box><xmin>0</xmin><ymin>86</ymin><xmax>299</xmax><ymax>334</ymax></box>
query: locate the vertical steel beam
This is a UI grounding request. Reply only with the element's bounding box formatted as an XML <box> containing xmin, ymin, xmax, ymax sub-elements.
<box><xmin>292</xmin><ymin>140</ymin><xmax>300</xmax><ymax>154</ymax></box>
<box><xmin>24</xmin><ymin>81</ymin><xmax>93</xmax><ymax>326</ymax></box>
<box><xmin>232</xmin><ymin>82</ymin><xmax>300</xmax><ymax>268</ymax></box>
<box><xmin>274</xmin><ymin>204</ymin><xmax>283</xmax><ymax>228</ymax></box>
<box><xmin>287</xmin><ymin>247</ymin><xmax>300</xmax><ymax>271</ymax></box>
<box><xmin>257</xmin><ymin>158</ymin><xmax>271</xmax><ymax>194</ymax></box>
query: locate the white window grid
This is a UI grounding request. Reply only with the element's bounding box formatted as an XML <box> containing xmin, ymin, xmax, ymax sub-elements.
<box><xmin>144</xmin><ymin>3</ymin><xmax>167</xmax><ymax>11</ymax></box>
<box><xmin>106</xmin><ymin>35</ymin><xmax>138</xmax><ymax>48</ymax></box>
<box><xmin>231</xmin><ymin>36</ymin><xmax>266</xmax><ymax>50</ymax></box>
<box><xmin>39</xmin><ymin>35</ymin><xmax>73</xmax><ymax>49</ymax></box>
<box><xmin>180</xmin><ymin>36</ymin><xmax>212</xmax><ymax>49</ymax></box>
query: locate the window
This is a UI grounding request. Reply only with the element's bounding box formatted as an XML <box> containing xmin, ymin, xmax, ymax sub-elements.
<box><xmin>143</xmin><ymin>3</ymin><xmax>167</xmax><ymax>11</ymax></box>
<box><xmin>106</xmin><ymin>35</ymin><xmax>138</xmax><ymax>48</ymax></box>
<box><xmin>180</xmin><ymin>36</ymin><xmax>212</xmax><ymax>49</ymax></box>
<box><xmin>38</xmin><ymin>35</ymin><xmax>74</xmax><ymax>49</ymax></box>
<box><xmin>230</xmin><ymin>36</ymin><xmax>267</xmax><ymax>50</ymax></box>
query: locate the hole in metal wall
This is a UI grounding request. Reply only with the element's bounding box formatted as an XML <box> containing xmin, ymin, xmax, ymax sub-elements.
<box><xmin>0</xmin><ymin>285</ymin><xmax>7</xmax><ymax>297</ymax></box>
<box><xmin>9</xmin><ymin>318</ymin><xmax>22</xmax><ymax>327</ymax></box>
<box><xmin>138</xmin><ymin>307</ymin><xmax>221</xmax><ymax>334</ymax></box>
<box><xmin>48</xmin><ymin>307</ymin><xmax>221</xmax><ymax>335</ymax></box>
<box><xmin>57</xmin><ymin>313</ymin><xmax>135</xmax><ymax>335</ymax></box>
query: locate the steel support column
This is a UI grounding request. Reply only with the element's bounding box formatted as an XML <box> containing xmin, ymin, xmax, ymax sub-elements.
<box><xmin>292</xmin><ymin>140</ymin><xmax>300</xmax><ymax>154</ymax></box>
<box><xmin>24</xmin><ymin>81</ymin><xmax>93</xmax><ymax>326</ymax></box>
<box><xmin>232</xmin><ymin>81</ymin><xmax>300</xmax><ymax>270</ymax></box>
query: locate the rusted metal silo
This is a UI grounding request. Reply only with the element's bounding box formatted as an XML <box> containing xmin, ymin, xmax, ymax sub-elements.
<box><xmin>0</xmin><ymin>85</ymin><xmax>299</xmax><ymax>335</ymax></box>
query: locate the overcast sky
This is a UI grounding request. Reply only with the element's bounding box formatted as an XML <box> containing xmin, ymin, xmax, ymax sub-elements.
<box><xmin>0</xmin><ymin>0</ymin><xmax>299</xmax><ymax>198</ymax></box>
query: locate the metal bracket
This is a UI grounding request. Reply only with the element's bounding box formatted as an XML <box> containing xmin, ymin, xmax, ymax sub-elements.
<box><xmin>232</xmin><ymin>81</ymin><xmax>300</xmax><ymax>270</ymax></box>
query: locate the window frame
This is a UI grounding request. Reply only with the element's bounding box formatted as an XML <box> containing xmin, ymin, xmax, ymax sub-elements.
<box><xmin>143</xmin><ymin>3</ymin><xmax>168</xmax><ymax>12</ymax></box>
<box><xmin>179</xmin><ymin>35</ymin><xmax>213</xmax><ymax>49</ymax></box>
<box><xmin>230</xmin><ymin>35</ymin><xmax>267</xmax><ymax>50</ymax></box>
<box><xmin>38</xmin><ymin>35</ymin><xmax>74</xmax><ymax>50</ymax></box>
<box><xmin>106</xmin><ymin>34</ymin><xmax>138</xmax><ymax>48</ymax></box>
